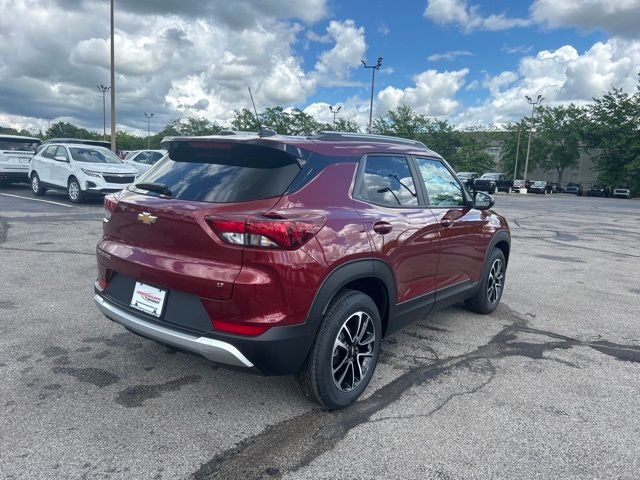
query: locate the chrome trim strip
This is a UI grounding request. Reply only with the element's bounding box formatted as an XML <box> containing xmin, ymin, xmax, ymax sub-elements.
<box><xmin>94</xmin><ymin>294</ymin><xmax>253</xmax><ymax>368</ymax></box>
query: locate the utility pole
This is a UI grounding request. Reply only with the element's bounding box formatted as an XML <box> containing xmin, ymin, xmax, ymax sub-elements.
<box><xmin>361</xmin><ymin>57</ymin><xmax>383</xmax><ymax>133</ymax></box>
<box><xmin>329</xmin><ymin>105</ymin><xmax>341</xmax><ymax>126</ymax></box>
<box><xmin>523</xmin><ymin>94</ymin><xmax>544</xmax><ymax>189</ymax></box>
<box><xmin>97</xmin><ymin>84</ymin><xmax>110</xmax><ymax>140</ymax></box>
<box><xmin>110</xmin><ymin>0</ymin><xmax>116</xmax><ymax>153</ymax></box>
<box><xmin>144</xmin><ymin>113</ymin><xmax>154</xmax><ymax>149</ymax></box>
<box><xmin>513</xmin><ymin>122</ymin><xmax>521</xmax><ymax>181</ymax></box>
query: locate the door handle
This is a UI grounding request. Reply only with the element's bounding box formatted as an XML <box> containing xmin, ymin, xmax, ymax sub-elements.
<box><xmin>373</xmin><ymin>221</ymin><xmax>392</xmax><ymax>234</ymax></box>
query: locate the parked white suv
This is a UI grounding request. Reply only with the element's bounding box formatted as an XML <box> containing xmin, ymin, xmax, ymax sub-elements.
<box><xmin>29</xmin><ymin>143</ymin><xmax>138</xmax><ymax>203</ymax></box>
<box><xmin>124</xmin><ymin>149</ymin><xmax>166</xmax><ymax>174</ymax></box>
<box><xmin>0</xmin><ymin>135</ymin><xmax>42</xmax><ymax>185</ymax></box>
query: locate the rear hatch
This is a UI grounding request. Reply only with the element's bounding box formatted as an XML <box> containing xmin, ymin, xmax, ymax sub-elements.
<box><xmin>0</xmin><ymin>137</ymin><xmax>40</xmax><ymax>172</ymax></box>
<box><xmin>99</xmin><ymin>139</ymin><xmax>303</xmax><ymax>301</ymax></box>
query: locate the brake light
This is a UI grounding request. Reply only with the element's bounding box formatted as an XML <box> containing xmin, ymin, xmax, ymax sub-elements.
<box><xmin>207</xmin><ymin>214</ymin><xmax>325</xmax><ymax>249</ymax></box>
<box><xmin>103</xmin><ymin>194</ymin><xmax>118</xmax><ymax>222</ymax></box>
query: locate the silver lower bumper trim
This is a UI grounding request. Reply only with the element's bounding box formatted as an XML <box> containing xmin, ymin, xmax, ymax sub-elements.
<box><xmin>94</xmin><ymin>294</ymin><xmax>253</xmax><ymax>368</ymax></box>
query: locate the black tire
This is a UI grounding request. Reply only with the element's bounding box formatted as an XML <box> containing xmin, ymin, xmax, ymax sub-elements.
<box><xmin>31</xmin><ymin>173</ymin><xmax>46</xmax><ymax>196</ymax></box>
<box><xmin>465</xmin><ymin>248</ymin><xmax>506</xmax><ymax>315</ymax></box>
<box><xmin>296</xmin><ymin>289</ymin><xmax>382</xmax><ymax>410</ymax></box>
<box><xmin>67</xmin><ymin>177</ymin><xmax>84</xmax><ymax>203</ymax></box>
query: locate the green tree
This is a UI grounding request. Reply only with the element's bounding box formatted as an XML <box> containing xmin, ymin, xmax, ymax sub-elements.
<box><xmin>46</xmin><ymin>122</ymin><xmax>101</xmax><ymax>140</ymax></box>
<box><xmin>451</xmin><ymin>130</ymin><xmax>494</xmax><ymax>173</ymax></box>
<box><xmin>331</xmin><ymin>118</ymin><xmax>361</xmax><ymax>132</ymax></box>
<box><xmin>230</xmin><ymin>108</ymin><xmax>260</xmax><ymax>131</ymax></box>
<box><xmin>535</xmin><ymin>104</ymin><xmax>586</xmax><ymax>183</ymax></box>
<box><xmin>582</xmin><ymin>82</ymin><xmax>640</xmax><ymax>191</ymax></box>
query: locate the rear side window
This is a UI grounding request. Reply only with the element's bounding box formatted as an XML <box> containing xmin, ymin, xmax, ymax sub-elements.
<box><xmin>359</xmin><ymin>155</ymin><xmax>418</xmax><ymax>207</ymax></box>
<box><xmin>42</xmin><ymin>146</ymin><xmax>58</xmax><ymax>159</ymax></box>
<box><xmin>134</xmin><ymin>142</ymin><xmax>301</xmax><ymax>203</ymax></box>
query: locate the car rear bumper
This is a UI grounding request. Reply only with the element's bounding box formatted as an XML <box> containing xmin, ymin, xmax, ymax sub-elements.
<box><xmin>94</xmin><ymin>293</ymin><xmax>255</xmax><ymax>368</ymax></box>
<box><xmin>94</xmin><ymin>288</ymin><xmax>316</xmax><ymax>375</ymax></box>
<box><xmin>0</xmin><ymin>171</ymin><xmax>29</xmax><ymax>181</ymax></box>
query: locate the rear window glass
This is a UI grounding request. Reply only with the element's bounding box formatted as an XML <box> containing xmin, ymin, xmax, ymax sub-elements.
<box><xmin>133</xmin><ymin>142</ymin><xmax>301</xmax><ymax>203</ymax></box>
<box><xmin>0</xmin><ymin>139</ymin><xmax>40</xmax><ymax>151</ymax></box>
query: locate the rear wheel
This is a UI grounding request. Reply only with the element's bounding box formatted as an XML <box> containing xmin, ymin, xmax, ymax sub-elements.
<box><xmin>297</xmin><ymin>289</ymin><xmax>381</xmax><ymax>410</ymax></box>
<box><xmin>67</xmin><ymin>177</ymin><xmax>84</xmax><ymax>203</ymax></box>
<box><xmin>465</xmin><ymin>248</ymin><xmax>506</xmax><ymax>314</ymax></box>
<box><xmin>31</xmin><ymin>173</ymin><xmax>46</xmax><ymax>196</ymax></box>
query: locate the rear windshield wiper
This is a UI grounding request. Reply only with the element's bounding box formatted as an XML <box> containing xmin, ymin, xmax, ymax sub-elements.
<box><xmin>135</xmin><ymin>182</ymin><xmax>173</xmax><ymax>197</ymax></box>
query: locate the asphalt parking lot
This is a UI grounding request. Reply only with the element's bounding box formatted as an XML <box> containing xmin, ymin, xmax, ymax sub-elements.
<box><xmin>1</xmin><ymin>185</ymin><xmax>639</xmax><ymax>479</ymax></box>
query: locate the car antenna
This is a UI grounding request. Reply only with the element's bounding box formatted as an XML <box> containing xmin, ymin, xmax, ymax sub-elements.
<box><xmin>248</xmin><ymin>87</ymin><xmax>275</xmax><ymax>137</ymax></box>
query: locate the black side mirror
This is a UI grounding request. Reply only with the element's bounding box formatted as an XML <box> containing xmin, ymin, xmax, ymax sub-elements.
<box><xmin>474</xmin><ymin>191</ymin><xmax>494</xmax><ymax>210</ymax></box>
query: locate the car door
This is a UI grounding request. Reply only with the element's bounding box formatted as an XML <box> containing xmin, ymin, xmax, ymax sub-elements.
<box><xmin>353</xmin><ymin>154</ymin><xmax>441</xmax><ymax>314</ymax></box>
<box><xmin>50</xmin><ymin>146</ymin><xmax>72</xmax><ymax>187</ymax></box>
<box><xmin>413</xmin><ymin>156</ymin><xmax>490</xmax><ymax>299</ymax></box>
<box><xmin>35</xmin><ymin>145</ymin><xmax>58</xmax><ymax>184</ymax></box>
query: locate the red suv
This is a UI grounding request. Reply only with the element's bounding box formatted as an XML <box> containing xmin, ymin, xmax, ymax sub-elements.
<box><xmin>94</xmin><ymin>132</ymin><xmax>510</xmax><ymax>409</ymax></box>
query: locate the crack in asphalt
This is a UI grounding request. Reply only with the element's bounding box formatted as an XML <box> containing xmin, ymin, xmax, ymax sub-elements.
<box><xmin>189</xmin><ymin>305</ymin><xmax>640</xmax><ymax>480</ymax></box>
<box><xmin>0</xmin><ymin>246</ymin><xmax>95</xmax><ymax>256</ymax></box>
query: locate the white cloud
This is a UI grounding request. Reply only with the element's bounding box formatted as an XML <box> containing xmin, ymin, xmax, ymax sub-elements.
<box><xmin>531</xmin><ymin>0</ymin><xmax>640</xmax><ymax>38</ymax></box>
<box><xmin>314</xmin><ymin>20</ymin><xmax>366</xmax><ymax>80</ymax></box>
<box><xmin>455</xmin><ymin>38</ymin><xmax>640</xmax><ymax>127</ymax></box>
<box><xmin>377</xmin><ymin>69</ymin><xmax>469</xmax><ymax>117</ymax></box>
<box><xmin>427</xmin><ymin>50</ymin><xmax>473</xmax><ymax>61</ymax></box>
<box><xmin>424</xmin><ymin>0</ymin><xmax>530</xmax><ymax>33</ymax></box>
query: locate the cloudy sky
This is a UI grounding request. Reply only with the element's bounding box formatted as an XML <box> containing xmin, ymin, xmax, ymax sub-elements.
<box><xmin>1</xmin><ymin>0</ymin><xmax>639</xmax><ymax>135</ymax></box>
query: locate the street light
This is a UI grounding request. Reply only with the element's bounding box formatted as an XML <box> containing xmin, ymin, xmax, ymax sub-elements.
<box><xmin>144</xmin><ymin>113</ymin><xmax>154</xmax><ymax>149</ymax></box>
<box><xmin>522</xmin><ymin>94</ymin><xmax>544</xmax><ymax>189</ymax></box>
<box><xmin>110</xmin><ymin>0</ymin><xmax>116</xmax><ymax>152</ymax></box>
<box><xmin>329</xmin><ymin>105</ymin><xmax>342</xmax><ymax>126</ymax></box>
<box><xmin>512</xmin><ymin>122</ymin><xmax>522</xmax><ymax>181</ymax></box>
<box><xmin>97</xmin><ymin>84</ymin><xmax>111</xmax><ymax>140</ymax></box>
<box><xmin>361</xmin><ymin>57</ymin><xmax>383</xmax><ymax>133</ymax></box>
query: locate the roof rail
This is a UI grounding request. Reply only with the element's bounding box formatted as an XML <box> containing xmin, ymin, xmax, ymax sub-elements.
<box><xmin>311</xmin><ymin>131</ymin><xmax>427</xmax><ymax>148</ymax></box>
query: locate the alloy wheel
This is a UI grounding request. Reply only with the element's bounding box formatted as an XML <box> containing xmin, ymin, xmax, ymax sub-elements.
<box><xmin>31</xmin><ymin>176</ymin><xmax>39</xmax><ymax>193</ymax></box>
<box><xmin>68</xmin><ymin>181</ymin><xmax>80</xmax><ymax>200</ymax></box>
<box><xmin>487</xmin><ymin>258</ymin><xmax>504</xmax><ymax>304</ymax></box>
<box><xmin>332</xmin><ymin>311</ymin><xmax>375</xmax><ymax>392</ymax></box>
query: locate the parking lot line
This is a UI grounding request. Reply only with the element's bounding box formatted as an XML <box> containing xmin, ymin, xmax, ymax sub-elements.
<box><xmin>0</xmin><ymin>192</ymin><xmax>73</xmax><ymax>208</ymax></box>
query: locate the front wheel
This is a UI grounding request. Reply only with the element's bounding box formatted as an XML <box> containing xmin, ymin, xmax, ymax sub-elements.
<box><xmin>67</xmin><ymin>177</ymin><xmax>84</xmax><ymax>203</ymax></box>
<box><xmin>465</xmin><ymin>248</ymin><xmax>506</xmax><ymax>314</ymax></box>
<box><xmin>297</xmin><ymin>290</ymin><xmax>381</xmax><ymax>410</ymax></box>
<box><xmin>31</xmin><ymin>173</ymin><xmax>46</xmax><ymax>196</ymax></box>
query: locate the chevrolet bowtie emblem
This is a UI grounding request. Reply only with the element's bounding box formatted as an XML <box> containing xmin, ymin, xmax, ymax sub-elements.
<box><xmin>137</xmin><ymin>212</ymin><xmax>157</xmax><ymax>225</ymax></box>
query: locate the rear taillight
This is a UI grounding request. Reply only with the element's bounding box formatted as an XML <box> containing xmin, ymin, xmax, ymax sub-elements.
<box><xmin>207</xmin><ymin>214</ymin><xmax>325</xmax><ymax>250</ymax></box>
<box><xmin>103</xmin><ymin>194</ymin><xmax>118</xmax><ymax>222</ymax></box>
<box><xmin>212</xmin><ymin>319</ymin><xmax>271</xmax><ymax>336</ymax></box>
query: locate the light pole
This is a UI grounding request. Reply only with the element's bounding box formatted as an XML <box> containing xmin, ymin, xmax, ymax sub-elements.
<box><xmin>144</xmin><ymin>113</ymin><xmax>154</xmax><ymax>149</ymax></box>
<box><xmin>97</xmin><ymin>84</ymin><xmax>110</xmax><ymax>140</ymax></box>
<box><xmin>522</xmin><ymin>94</ymin><xmax>544</xmax><ymax>189</ymax></box>
<box><xmin>512</xmin><ymin>122</ymin><xmax>522</xmax><ymax>181</ymax></box>
<box><xmin>110</xmin><ymin>0</ymin><xmax>116</xmax><ymax>152</ymax></box>
<box><xmin>329</xmin><ymin>105</ymin><xmax>341</xmax><ymax>126</ymax></box>
<box><xmin>361</xmin><ymin>57</ymin><xmax>383</xmax><ymax>133</ymax></box>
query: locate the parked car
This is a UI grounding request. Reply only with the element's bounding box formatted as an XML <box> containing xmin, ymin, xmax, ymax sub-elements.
<box><xmin>0</xmin><ymin>134</ymin><xmax>42</xmax><ymax>184</ymax></box>
<box><xmin>587</xmin><ymin>184</ymin><xmax>610</xmax><ymax>197</ymax></box>
<box><xmin>612</xmin><ymin>186</ymin><xmax>632</xmax><ymax>199</ymax></box>
<box><xmin>29</xmin><ymin>143</ymin><xmax>138</xmax><ymax>203</ymax></box>
<box><xmin>457</xmin><ymin>171</ymin><xmax>478</xmax><ymax>190</ymax></box>
<box><xmin>93</xmin><ymin>132</ymin><xmax>511</xmax><ymax>409</ymax></box>
<box><xmin>564</xmin><ymin>183</ymin><xmax>583</xmax><ymax>196</ymax></box>
<box><xmin>124</xmin><ymin>149</ymin><xmax>167</xmax><ymax>174</ymax></box>
<box><xmin>529</xmin><ymin>180</ymin><xmax>548</xmax><ymax>194</ymax></box>
<box><xmin>547</xmin><ymin>182</ymin><xmax>563</xmax><ymax>193</ymax></box>
<box><xmin>512</xmin><ymin>179</ymin><xmax>531</xmax><ymax>193</ymax></box>
<box><xmin>474</xmin><ymin>172</ymin><xmax>512</xmax><ymax>194</ymax></box>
